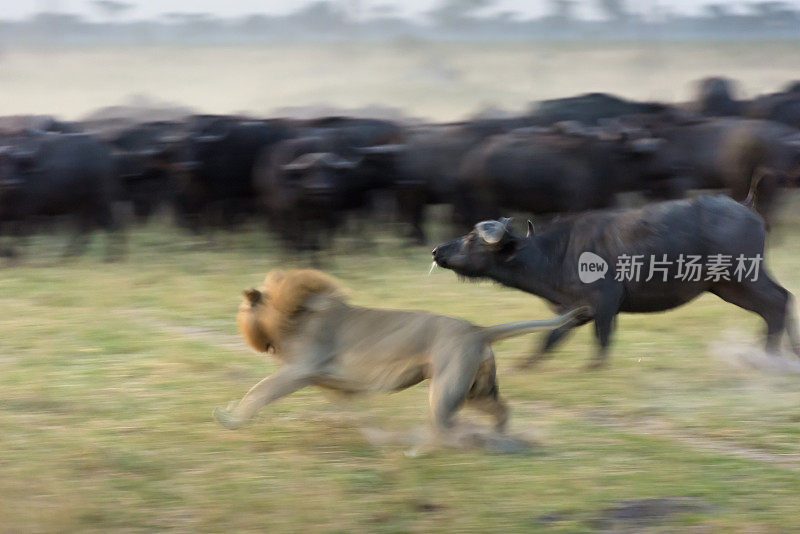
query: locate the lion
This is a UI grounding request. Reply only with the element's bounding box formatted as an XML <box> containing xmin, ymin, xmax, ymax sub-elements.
<box><xmin>214</xmin><ymin>269</ymin><xmax>584</xmax><ymax>436</ymax></box>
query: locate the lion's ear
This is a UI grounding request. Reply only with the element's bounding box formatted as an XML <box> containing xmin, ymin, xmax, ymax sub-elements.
<box><xmin>243</xmin><ymin>288</ymin><xmax>262</xmax><ymax>304</ymax></box>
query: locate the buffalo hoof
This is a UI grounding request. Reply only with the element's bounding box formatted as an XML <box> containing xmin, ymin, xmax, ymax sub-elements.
<box><xmin>584</xmin><ymin>359</ymin><xmax>609</xmax><ymax>371</ymax></box>
<box><xmin>2</xmin><ymin>249</ymin><xmax>22</xmax><ymax>266</ymax></box>
<box><xmin>213</xmin><ymin>405</ymin><xmax>245</xmax><ymax>430</ymax></box>
<box><xmin>515</xmin><ymin>354</ymin><xmax>550</xmax><ymax>371</ymax></box>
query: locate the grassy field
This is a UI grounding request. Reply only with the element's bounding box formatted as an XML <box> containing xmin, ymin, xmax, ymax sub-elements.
<box><xmin>3</xmin><ymin>39</ymin><xmax>800</xmax><ymax>532</ymax></box>
<box><xmin>2</xmin><ymin>41</ymin><xmax>800</xmax><ymax>121</ymax></box>
<box><xmin>2</xmin><ymin>199</ymin><xmax>800</xmax><ymax>533</ymax></box>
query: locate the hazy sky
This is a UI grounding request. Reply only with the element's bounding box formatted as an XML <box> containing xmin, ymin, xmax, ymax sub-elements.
<box><xmin>3</xmin><ymin>0</ymin><xmax>783</xmax><ymax>22</ymax></box>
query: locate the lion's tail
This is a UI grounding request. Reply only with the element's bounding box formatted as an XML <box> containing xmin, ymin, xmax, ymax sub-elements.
<box><xmin>482</xmin><ymin>307</ymin><xmax>589</xmax><ymax>344</ymax></box>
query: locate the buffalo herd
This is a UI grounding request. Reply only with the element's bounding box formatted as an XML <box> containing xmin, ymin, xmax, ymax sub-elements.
<box><xmin>1</xmin><ymin>77</ymin><xmax>800</xmax><ymax>260</ymax></box>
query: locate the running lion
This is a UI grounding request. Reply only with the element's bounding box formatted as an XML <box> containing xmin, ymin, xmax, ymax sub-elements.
<box><xmin>214</xmin><ymin>269</ymin><xmax>583</xmax><ymax>436</ymax></box>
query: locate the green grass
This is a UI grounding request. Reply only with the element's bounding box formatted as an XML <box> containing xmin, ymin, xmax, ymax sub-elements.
<box><xmin>3</xmin><ymin>200</ymin><xmax>800</xmax><ymax>533</ymax></box>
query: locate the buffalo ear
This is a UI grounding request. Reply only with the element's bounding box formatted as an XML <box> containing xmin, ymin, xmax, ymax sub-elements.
<box><xmin>243</xmin><ymin>288</ymin><xmax>262</xmax><ymax>304</ymax></box>
<box><xmin>526</xmin><ymin>219</ymin><xmax>535</xmax><ymax>237</ymax></box>
<box><xmin>475</xmin><ymin>220</ymin><xmax>508</xmax><ymax>244</ymax></box>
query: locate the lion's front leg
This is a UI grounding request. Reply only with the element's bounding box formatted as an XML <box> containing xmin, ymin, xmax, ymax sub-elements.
<box><xmin>214</xmin><ymin>366</ymin><xmax>313</xmax><ymax>429</ymax></box>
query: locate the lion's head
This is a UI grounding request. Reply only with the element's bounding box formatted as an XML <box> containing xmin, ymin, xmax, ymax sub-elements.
<box><xmin>237</xmin><ymin>269</ymin><xmax>346</xmax><ymax>353</ymax></box>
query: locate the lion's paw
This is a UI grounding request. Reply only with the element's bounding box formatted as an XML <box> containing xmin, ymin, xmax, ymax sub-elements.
<box><xmin>213</xmin><ymin>404</ymin><xmax>245</xmax><ymax>430</ymax></box>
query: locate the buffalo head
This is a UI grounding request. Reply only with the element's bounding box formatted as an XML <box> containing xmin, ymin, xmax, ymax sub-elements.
<box><xmin>280</xmin><ymin>152</ymin><xmax>361</xmax><ymax>200</ymax></box>
<box><xmin>432</xmin><ymin>217</ymin><xmax>522</xmax><ymax>278</ymax></box>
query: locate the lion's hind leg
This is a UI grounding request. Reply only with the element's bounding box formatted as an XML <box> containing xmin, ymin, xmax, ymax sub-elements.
<box><xmin>465</xmin><ymin>350</ymin><xmax>508</xmax><ymax>433</ymax></box>
<box><xmin>466</xmin><ymin>394</ymin><xmax>509</xmax><ymax>434</ymax></box>
<box><xmin>428</xmin><ymin>341</ymin><xmax>485</xmax><ymax>434</ymax></box>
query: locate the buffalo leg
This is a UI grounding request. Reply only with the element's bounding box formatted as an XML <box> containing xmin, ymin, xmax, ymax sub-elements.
<box><xmin>588</xmin><ymin>285</ymin><xmax>623</xmax><ymax>369</ymax></box>
<box><xmin>2</xmin><ymin>220</ymin><xmax>28</xmax><ymax>261</ymax></box>
<box><xmin>520</xmin><ymin>316</ymin><xmax>591</xmax><ymax>369</ymax></box>
<box><xmin>406</xmin><ymin>202</ymin><xmax>426</xmax><ymax>246</ymax></box>
<box><xmin>396</xmin><ymin>189</ymin><xmax>426</xmax><ymax>245</ymax></box>
<box><xmin>753</xmin><ymin>169</ymin><xmax>778</xmax><ymax>231</ymax></box>
<box><xmin>785</xmin><ymin>298</ymin><xmax>800</xmax><ymax>356</ymax></box>
<box><xmin>710</xmin><ymin>274</ymin><xmax>795</xmax><ymax>355</ymax></box>
<box><xmin>63</xmin><ymin>214</ymin><xmax>93</xmax><ymax>258</ymax></box>
<box><xmin>97</xmin><ymin>202</ymin><xmax>125</xmax><ymax>261</ymax></box>
<box><xmin>10</xmin><ymin>221</ymin><xmax>31</xmax><ymax>262</ymax></box>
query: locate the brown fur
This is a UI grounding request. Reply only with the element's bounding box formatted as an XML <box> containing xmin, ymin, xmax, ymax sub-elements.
<box><xmin>263</xmin><ymin>269</ymin><xmax>345</xmax><ymax>319</ymax></box>
<box><xmin>237</xmin><ymin>269</ymin><xmax>346</xmax><ymax>353</ymax></box>
<box><xmin>217</xmin><ymin>269</ymin><xmax>583</xmax><ymax>438</ymax></box>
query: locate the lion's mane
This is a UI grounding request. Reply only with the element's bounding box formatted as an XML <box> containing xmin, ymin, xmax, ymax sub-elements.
<box><xmin>238</xmin><ymin>269</ymin><xmax>346</xmax><ymax>353</ymax></box>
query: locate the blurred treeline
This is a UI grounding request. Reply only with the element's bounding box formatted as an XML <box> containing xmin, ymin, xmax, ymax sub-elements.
<box><xmin>1</xmin><ymin>0</ymin><xmax>800</xmax><ymax>46</ymax></box>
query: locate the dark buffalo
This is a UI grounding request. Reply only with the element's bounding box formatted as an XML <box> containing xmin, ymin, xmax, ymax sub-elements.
<box><xmin>692</xmin><ymin>76</ymin><xmax>743</xmax><ymax>117</ymax></box>
<box><xmin>361</xmin><ymin>119</ymin><xmax>532</xmax><ymax>242</ymax></box>
<box><xmin>37</xmin><ymin>118</ymin><xmax>84</xmax><ymax>134</ymax></box>
<box><xmin>629</xmin><ymin>117</ymin><xmax>800</xmax><ymax>225</ymax></box>
<box><xmin>175</xmin><ymin>117</ymin><xmax>296</xmax><ymax>230</ymax></box>
<box><xmin>691</xmin><ymin>78</ymin><xmax>800</xmax><ymax>127</ymax></box>
<box><xmin>355</xmin><ymin>125</ymin><xmax>466</xmax><ymax>244</ymax></box>
<box><xmin>297</xmin><ymin>117</ymin><xmax>405</xmax><ymax>200</ymax></box>
<box><xmin>108</xmin><ymin>121</ymin><xmax>184</xmax><ymax>221</ymax></box>
<box><xmin>746</xmin><ymin>84</ymin><xmax>800</xmax><ymax>130</ymax></box>
<box><xmin>255</xmin><ymin>135</ymin><xmax>378</xmax><ymax>251</ymax></box>
<box><xmin>300</xmin><ymin>116</ymin><xmax>404</xmax><ymax>156</ymax></box>
<box><xmin>0</xmin><ymin>115</ymin><xmax>83</xmax><ymax>135</ymax></box>
<box><xmin>433</xmin><ymin>197</ymin><xmax>800</xmax><ymax>368</ymax></box>
<box><xmin>254</xmin><ymin>117</ymin><xmax>406</xmax><ymax>250</ymax></box>
<box><xmin>454</xmin><ymin>126</ymin><xmax>642</xmax><ymax>225</ymax></box>
<box><xmin>0</xmin><ymin>133</ymin><xmax>123</xmax><ymax>259</ymax></box>
<box><xmin>528</xmin><ymin>92</ymin><xmax>669</xmax><ymax>127</ymax></box>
